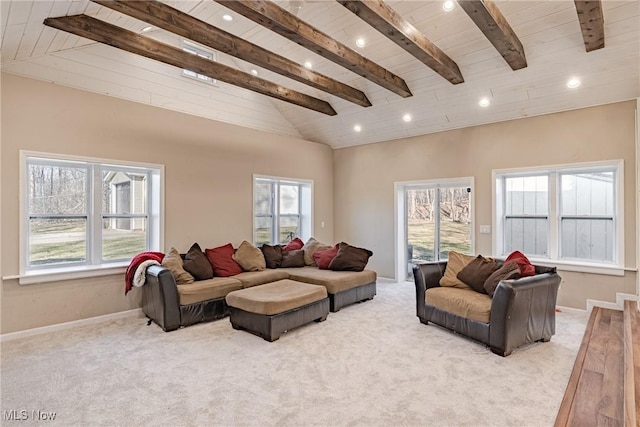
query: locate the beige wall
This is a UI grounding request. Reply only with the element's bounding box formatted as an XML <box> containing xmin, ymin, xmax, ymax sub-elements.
<box><xmin>334</xmin><ymin>101</ymin><xmax>638</xmax><ymax>309</ymax></box>
<box><xmin>0</xmin><ymin>73</ymin><xmax>334</xmax><ymax>334</ymax></box>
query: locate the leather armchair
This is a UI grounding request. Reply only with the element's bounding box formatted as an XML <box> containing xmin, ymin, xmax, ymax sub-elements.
<box><xmin>413</xmin><ymin>261</ymin><xmax>561</xmax><ymax>356</ymax></box>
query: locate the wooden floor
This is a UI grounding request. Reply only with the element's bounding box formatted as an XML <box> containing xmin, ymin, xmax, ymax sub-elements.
<box><xmin>623</xmin><ymin>301</ymin><xmax>639</xmax><ymax>427</ymax></box>
<box><xmin>555</xmin><ymin>307</ymin><xmax>625</xmax><ymax>426</ymax></box>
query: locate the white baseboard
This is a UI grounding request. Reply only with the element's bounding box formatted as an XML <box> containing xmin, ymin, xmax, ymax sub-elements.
<box><xmin>586</xmin><ymin>292</ymin><xmax>639</xmax><ymax>313</ymax></box>
<box><xmin>1</xmin><ymin>308</ymin><xmax>143</xmax><ymax>342</ymax></box>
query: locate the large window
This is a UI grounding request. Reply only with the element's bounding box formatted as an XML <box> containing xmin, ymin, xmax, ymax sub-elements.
<box><xmin>494</xmin><ymin>161</ymin><xmax>623</xmax><ymax>270</ymax></box>
<box><xmin>22</xmin><ymin>152</ymin><xmax>163</xmax><ymax>275</ymax></box>
<box><xmin>253</xmin><ymin>176</ymin><xmax>312</xmax><ymax>246</ymax></box>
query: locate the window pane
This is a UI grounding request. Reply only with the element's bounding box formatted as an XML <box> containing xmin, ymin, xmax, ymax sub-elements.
<box><xmin>279</xmin><ymin>215</ymin><xmax>299</xmax><ymax>244</ymax></box>
<box><xmin>254</xmin><ymin>216</ymin><xmax>272</xmax><ymax>246</ymax></box>
<box><xmin>29</xmin><ymin>218</ymin><xmax>87</xmax><ymax>266</ymax></box>
<box><xmin>505</xmin><ymin>217</ymin><xmax>548</xmax><ymax>256</ymax></box>
<box><xmin>255</xmin><ymin>182</ymin><xmax>272</xmax><ymax>216</ymax></box>
<box><xmin>438</xmin><ymin>187</ymin><xmax>472</xmax><ymax>259</ymax></box>
<box><xmin>279</xmin><ymin>185</ymin><xmax>299</xmax><ymax>214</ymax></box>
<box><xmin>406</xmin><ymin>188</ymin><xmax>436</xmax><ymax>263</ymax></box>
<box><xmin>561</xmin><ymin>172</ymin><xmax>614</xmax><ymax>216</ymax></box>
<box><xmin>28</xmin><ymin>164</ymin><xmax>87</xmax><ymax>214</ymax></box>
<box><xmin>102</xmin><ymin>171</ymin><xmax>147</xmax><ymax>215</ymax></box>
<box><xmin>561</xmin><ymin>218</ymin><xmax>614</xmax><ymax>262</ymax></box>
<box><xmin>102</xmin><ymin>218</ymin><xmax>147</xmax><ymax>261</ymax></box>
<box><xmin>505</xmin><ymin>176</ymin><xmax>548</xmax><ymax>216</ymax></box>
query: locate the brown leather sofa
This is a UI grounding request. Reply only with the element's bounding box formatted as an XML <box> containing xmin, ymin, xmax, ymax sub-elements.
<box><xmin>413</xmin><ymin>261</ymin><xmax>561</xmax><ymax>356</ymax></box>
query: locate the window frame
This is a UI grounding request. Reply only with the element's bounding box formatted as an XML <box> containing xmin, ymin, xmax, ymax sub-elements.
<box><xmin>492</xmin><ymin>160</ymin><xmax>624</xmax><ymax>275</ymax></box>
<box><xmin>18</xmin><ymin>151</ymin><xmax>164</xmax><ymax>284</ymax></box>
<box><xmin>181</xmin><ymin>40</ymin><xmax>218</xmax><ymax>85</ymax></box>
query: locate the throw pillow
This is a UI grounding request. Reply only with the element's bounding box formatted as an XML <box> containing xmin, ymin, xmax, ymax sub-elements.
<box><xmin>483</xmin><ymin>261</ymin><xmax>521</xmax><ymax>297</ymax></box>
<box><xmin>205</xmin><ymin>243</ymin><xmax>243</xmax><ymax>277</ymax></box>
<box><xmin>456</xmin><ymin>255</ymin><xmax>500</xmax><ymax>294</ymax></box>
<box><xmin>261</xmin><ymin>244</ymin><xmax>283</xmax><ymax>269</ymax></box>
<box><xmin>183</xmin><ymin>243</ymin><xmax>214</xmax><ymax>280</ymax></box>
<box><xmin>281</xmin><ymin>249</ymin><xmax>306</xmax><ymax>268</ymax></box>
<box><xmin>161</xmin><ymin>247</ymin><xmax>195</xmax><ymax>285</ymax></box>
<box><xmin>439</xmin><ymin>251</ymin><xmax>476</xmax><ymax>289</ymax></box>
<box><xmin>328</xmin><ymin>242</ymin><xmax>373</xmax><ymax>272</ymax></box>
<box><xmin>233</xmin><ymin>241</ymin><xmax>266</xmax><ymax>272</ymax></box>
<box><xmin>505</xmin><ymin>250</ymin><xmax>536</xmax><ymax>277</ymax></box>
<box><xmin>313</xmin><ymin>245</ymin><xmax>339</xmax><ymax>269</ymax></box>
<box><xmin>283</xmin><ymin>237</ymin><xmax>304</xmax><ymax>251</ymax></box>
<box><xmin>302</xmin><ymin>237</ymin><xmax>332</xmax><ymax>266</ymax></box>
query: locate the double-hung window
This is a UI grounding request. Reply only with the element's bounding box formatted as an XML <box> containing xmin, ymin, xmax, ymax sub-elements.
<box><xmin>22</xmin><ymin>152</ymin><xmax>163</xmax><ymax>279</ymax></box>
<box><xmin>494</xmin><ymin>160</ymin><xmax>623</xmax><ymax>272</ymax></box>
<box><xmin>253</xmin><ymin>175</ymin><xmax>312</xmax><ymax>246</ymax></box>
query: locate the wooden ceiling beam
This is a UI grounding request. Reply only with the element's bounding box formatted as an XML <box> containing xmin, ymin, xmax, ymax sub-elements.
<box><xmin>574</xmin><ymin>0</ymin><xmax>605</xmax><ymax>52</ymax></box>
<box><xmin>215</xmin><ymin>0</ymin><xmax>412</xmax><ymax>98</ymax></box>
<box><xmin>92</xmin><ymin>0</ymin><xmax>371</xmax><ymax>107</ymax></box>
<box><xmin>43</xmin><ymin>15</ymin><xmax>337</xmax><ymax>116</ymax></box>
<box><xmin>337</xmin><ymin>0</ymin><xmax>463</xmax><ymax>85</ymax></box>
<box><xmin>457</xmin><ymin>0</ymin><xmax>527</xmax><ymax>70</ymax></box>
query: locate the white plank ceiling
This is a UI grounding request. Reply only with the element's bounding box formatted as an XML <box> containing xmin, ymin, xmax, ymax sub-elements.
<box><xmin>2</xmin><ymin>0</ymin><xmax>639</xmax><ymax>148</ymax></box>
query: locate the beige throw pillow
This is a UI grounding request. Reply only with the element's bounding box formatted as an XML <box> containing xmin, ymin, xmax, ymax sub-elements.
<box><xmin>162</xmin><ymin>247</ymin><xmax>195</xmax><ymax>285</ymax></box>
<box><xmin>302</xmin><ymin>237</ymin><xmax>332</xmax><ymax>266</ymax></box>
<box><xmin>232</xmin><ymin>241</ymin><xmax>266</xmax><ymax>272</ymax></box>
<box><xmin>439</xmin><ymin>251</ymin><xmax>475</xmax><ymax>289</ymax></box>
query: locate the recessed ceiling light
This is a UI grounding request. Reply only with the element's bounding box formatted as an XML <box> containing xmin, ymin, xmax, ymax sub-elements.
<box><xmin>566</xmin><ymin>77</ymin><xmax>581</xmax><ymax>89</ymax></box>
<box><xmin>250</xmin><ymin>69</ymin><xmax>259</xmax><ymax>76</ymax></box>
<box><xmin>353</xmin><ymin>124</ymin><xmax>362</xmax><ymax>132</ymax></box>
<box><xmin>443</xmin><ymin>0</ymin><xmax>455</xmax><ymax>12</ymax></box>
<box><xmin>141</xmin><ymin>26</ymin><xmax>153</xmax><ymax>33</ymax></box>
<box><xmin>403</xmin><ymin>114</ymin><xmax>412</xmax><ymax>122</ymax></box>
<box><xmin>479</xmin><ymin>97</ymin><xmax>490</xmax><ymax>107</ymax></box>
<box><xmin>356</xmin><ymin>38</ymin><xmax>366</xmax><ymax>48</ymax></box>
<box><xmin>304</xmin><ymin>61</ymin><xmax>313</xmax><ymax>70</ymax></box>
<box><xmin>222</xmin><ymin>14</ymin><xmax>233</xmax><ymax>22</ymax></box>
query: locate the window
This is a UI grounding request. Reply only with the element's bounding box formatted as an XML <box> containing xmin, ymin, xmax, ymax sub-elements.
<box><xmin>182</xmin><ymin>41</ymin><xmax>217</xmax><ymax>84</ymax></box>
<box><xmin>494</xmin><ymin>161</ymin><xmax>623</xmax><ymax>271</ymax></box>
<box><xmin>22</xmin><ymin>152</ymin><xmax>163</xmax><ymax>276</ymax></box>
<box><xmin>253</xmin><ymin>176</ymin><xmax>312</xmax><ymax>246</ymax></box>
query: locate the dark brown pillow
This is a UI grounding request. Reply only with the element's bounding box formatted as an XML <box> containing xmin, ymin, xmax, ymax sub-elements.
<box><xmin>183</xmin><ymin>243</ymin><xmax>214</xmax><ymax>280</ymax></box>
<box><xmin>261</xmin><ymin>244</ymin><xmax>283</xmax><ymax>269</ymax></box>
<box><xmin>456</xmin><ymin>255</ymin><xmax>499</xmax><ymax>294</ymax></box>
<box><xmin>328</xmin><ymin>242</ymin><xmax>373</xmax><ymax>272</ymax></box>
<box><xmin>280</xmin><ymin>249</ymin><xmax>305</xmax><ymax>268</ymax></box>
<box><xmin>483</xmin><ymin>261</ymin><xmax>521</xmax><ymax>296</ymax></box>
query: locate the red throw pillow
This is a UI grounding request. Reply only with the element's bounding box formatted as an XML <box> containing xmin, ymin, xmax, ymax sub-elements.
<box><xmin>313</xmin><ymin>244</ymin><xmax>339</xmax><ymax>270</ymax></box>
<box><xmin>505</xmin><ymin>250</ymin><xmax>535</xmax><ymax>277</ymax></box>
<box><xmin>205</xmin><ymin>243</ymin><xmax>243</xmax><ymax>277</ymax></box>
<box><xmin>283</xmin><ymin>237</ymin><xmax>304</xmax><ymax>251</ymax></box>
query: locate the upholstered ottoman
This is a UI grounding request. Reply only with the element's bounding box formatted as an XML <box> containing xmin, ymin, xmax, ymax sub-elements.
<box><xmin>225</xmin><ymin>279</ymin><xmax>329</xmax><ymax>341</ymax></box>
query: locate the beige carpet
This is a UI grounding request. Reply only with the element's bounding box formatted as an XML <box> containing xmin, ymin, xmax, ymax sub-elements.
<box><xmin>1</xmin><ymin>280</ymin><xmax>587</xmax><ymax>427</ymax></box>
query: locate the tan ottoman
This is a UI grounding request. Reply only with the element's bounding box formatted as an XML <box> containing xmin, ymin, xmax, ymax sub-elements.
<box><xmin>225</xmin><ymin>279</ymin><xmax>329</xmax><ymax>341</ymax></box>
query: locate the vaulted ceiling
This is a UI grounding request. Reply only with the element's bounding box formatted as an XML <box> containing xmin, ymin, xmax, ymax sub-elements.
<box><xmin>2</xmin><ymin>1</ymin><xmax>639</xmax><ymax>148</ymax></box>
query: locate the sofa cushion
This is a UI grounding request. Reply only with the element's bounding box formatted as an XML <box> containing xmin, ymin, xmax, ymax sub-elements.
<box><xmin>205</xmin><ymin>243</ymin><xmax>243</xmax><ymax>277</ymax></box>
<box><xmin>302</xmin><ymin>237</ymin><xmax>332</xmax><ymax>266</ymax></box>
<box><xmin>483</xmin><ymin>261</ymin><xmax>521</xmax><ymax>296</ymax></box>
<box><xmin>234</xmin><ymin>269</ymin><xmax>290</xmax><ymax>289</ymax></box>
<box><xmin>283</xmin><ymin>266</ymin><xmax>376</xmax><ymax>294</ymax></box>
<box><xmin>183</xmin><ymin>243</ymin><xmax>214</xmax><ymax>280</ymax></box>
<box><xmin>439</xmin><ymin>251</ymin><xmax>475</xmax><ymax>289</ymax></box>
<box><xmin>283</xmin><ymin>237</ymin><xmax>304</xmax><ymax>251</ymax></box>
<box><xmin>329</xmin><ymin>242</ymin><xmax>373</xmax><ymax>272</ymax></box>
<box><xmin>281</xmin><ymin>249</ymin><xmax>306</xmax><ymax>267</ymax></box>
<box><xmin>176</xmin><ymin>277</ymin><xmax>243</xmax><ymax>306</ymax></box>
<box><xmin>233</xmin><ymin>240</ymin><xmax>266</xmax><ymax>272</ymax></box>
<box><xmin>426</xmin><ymin>287</ymin><xmax>492</xmax><ymax>323</ymax></box>
<box><xmin>225</xmin><ymin>279</ymin><xmax>327</xmax><ymax>316</ymax></box>
<box><xmin>313</xmin><ymin>245</ymin><xmax>339</xmax><ymax>269</ymax></box>
<box><xmin>162</xmin><ymin>247</ymin><xmax>195</xmax><ymax>285</ymax></box>
<box><xmin>506</xmin><ymin>250</ymin><xmax>535</xmax><ymax>277</ymax></box>
<box><xmin>457</xmin><ymin>255</ymin><xmax>499</xmax><ymax>294</ymax></box>
<box><xmin>261</xmin><ymin>244</ymin><xmax>283</xmax><ymax>269</ymax></box>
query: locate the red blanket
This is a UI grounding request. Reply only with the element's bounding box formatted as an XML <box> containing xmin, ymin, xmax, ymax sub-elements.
<box><xmin>125</xmin><ymin>251</ymin><xmax>164</xmax><ymax>295</ymax></box>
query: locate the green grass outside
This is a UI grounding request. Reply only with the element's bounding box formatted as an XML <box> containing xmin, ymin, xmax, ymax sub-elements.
<box><xmin>408</xmin><ymin>220</ymin><xmax>471</xmax><ymax>261</ymax></box>
<box><xmin>30</xmin><ymin>232</ymin><xmax>146</xmax><ymax>264</ymax></box>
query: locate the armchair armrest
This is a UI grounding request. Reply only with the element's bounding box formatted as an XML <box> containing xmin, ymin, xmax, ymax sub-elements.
<box><xmin>413</xmin><ymin>262</ymin><xmax>447</xmax><ymax>319</ymax></box>
<box><xmin>141</xmin><ymin>265</ymin><xmax>181</xmax><ymax>332</ymax></box>
<box><xmin>489</xmin><ymin>272</ymin><xmax>561</xmax><ymax>356</ymax></box>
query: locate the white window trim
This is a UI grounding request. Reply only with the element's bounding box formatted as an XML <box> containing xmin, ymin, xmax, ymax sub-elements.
<box><xmin>181</xmin><ymin>40</ymin><xmax>218</xmax><ymax>86</ymax></box>
<box><xmin>492</xmin><ymin>159</ymin><xmax>624</xmax><ymax>276</ymax></box>
<box><xmin>252</xmin><ymin>174</ymin><xmax>313</xmax><ymax>246</ymax></box>
<box><xmin>12</xmin><ymin>151</ymin><xmax>165</xmax><ymax>285</ymax></box>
